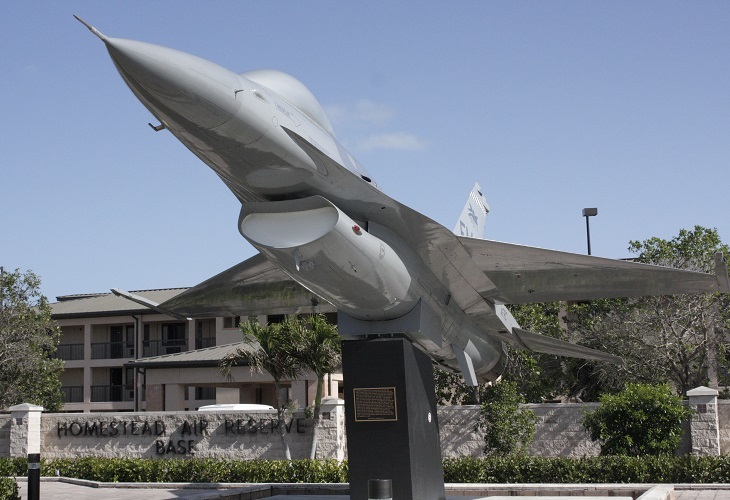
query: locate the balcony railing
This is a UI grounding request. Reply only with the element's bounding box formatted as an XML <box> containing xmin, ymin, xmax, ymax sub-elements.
<box><xmin>61</xmin><ymin>386</ymin><xmax>84</xmax><ymax>403</ymax></box>
<box><xmin>89</xmin><ymin>339</ymin><xmax>194</xmax><ymax>359</ymax></box>
<box><xmin>195</xmin><ymin>337</ymin><xmax>216</xmax><ymax>350</ymax></box>
<box><xmin>91</xmin><ymin>342</ymin><xmax>134</xmax><ymax>359</ymax></box>
<box><xmin>55</xmin><ymin>344</ymin><xmax>84</xmax><ymax>361</ymax></box>
<box><xmin>90</xmin><ymin>385</ymin><xmax>134</xmax><ymax>402</ymax></box>
<box><xmin>142</xmin><ymin>339</ymin><xmax>187</xmax><ymax>357</ymax></box>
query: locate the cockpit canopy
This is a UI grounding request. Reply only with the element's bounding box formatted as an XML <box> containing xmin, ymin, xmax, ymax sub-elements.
<box><xmin>240</xmin><ymin>69</ymin><xmax>334</xmax><ymax>136</ymax></box>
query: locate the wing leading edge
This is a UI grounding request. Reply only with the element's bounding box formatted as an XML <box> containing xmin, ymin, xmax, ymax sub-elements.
<box><xmin>158</xmin><ymin>253</ymin><xmax>327</xmax><ymax>318</ymax></box>
<box><xmin>459</xmin><ymin>237</ymin><xmax>730</xmax><ymax>305</ymax></box>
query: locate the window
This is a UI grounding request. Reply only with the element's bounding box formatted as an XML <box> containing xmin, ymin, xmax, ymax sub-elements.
<box><xmin>109</xmin><ymin>368</ymin><xmax>123</xmax><ymax>402</ymax></box>
<box><xmin>162</xmin><ymin>323</ymin><xmax>186</xmax><ymax>354</ymax></box>
<box><xmin>195</xmin><ymin>320</ymin><xmax>215</xmax><ymax>349</ymax></box>
<box><xmin>223</xmin><ymin>316</ymin><xmax>241</xmax><ymax>329</ymax></box>
<box><xmin>110</xmin><ymin>326</ymin><xmax>124</xmax><ymax>359</ymax></box>
<box><xmin>195</xmin><ymin>387</ymin><xmax>216</xmax><ymax>400</ymax></box>
<box><xmin>125</xmin><ymin>325</ymin><xmax>135</xmax><ymax>357</ymax></box>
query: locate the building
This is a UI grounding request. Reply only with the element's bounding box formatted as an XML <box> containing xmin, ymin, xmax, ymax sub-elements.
<box><xmin>51</xmin><ymin>288</ymin><xmax>340</xmax><ymax>413</ymax></box>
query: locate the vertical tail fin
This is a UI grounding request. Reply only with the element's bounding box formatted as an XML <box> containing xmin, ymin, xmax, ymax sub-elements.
<box><xmin>453</xmin><ymin>182</ymin><xmax>490</xmax><ymax>238</ymax></box>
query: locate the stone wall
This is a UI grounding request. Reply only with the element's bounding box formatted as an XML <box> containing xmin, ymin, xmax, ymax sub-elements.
<box><xmin>438</xmin><ymin>406</ymin><xmax>483</xmax><ymax>457</ymax></box>
<box><xmin>2</xmin><ymin>390</ymin><xmax>726</xmax><ymax>460</ymax></box>
<box><xmin>687</xmin><ymin>387</ymin><xmax>721</xmax><ymax>455</ymax></box>
<box><xmin>438</xmin><ymin>404</ymin><xmax>600</xmax><ymax>458</ymax></box>
<box><xmin>528</xmin><ymin>403</ymin><xmax>600</xmax><ymax>457</ymax></box>
<box><xmin>39</xmin><ymin>406</ymin><xmax>345</xmax><ymax>461</ymax></box>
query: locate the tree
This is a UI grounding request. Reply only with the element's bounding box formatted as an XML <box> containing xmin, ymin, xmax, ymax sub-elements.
<box><xmin>506</xmin><ymin>302</ymin><xmax>571</xmax><ymax>402</ymax></box>
<box><xmin>567</xmin><ymin>226</ymin><xmax>730</xmax><ymax>396</ymax></box>
<box><xmin>297</xmin><ymin>314</ymin><xmax>341</xmax><ymax>459</ymax></box>
<box><xmin>298</xmin><ymin>314</ymin><xmax>342</xmax><ymax>460</ymax></box>
<box><xmin>220</xmin><ymin>316</ymin><xmax>303</xmax><ymax>460</ymax></box>
<box><xmin>582</xmin><ymin>383</ymin><xmax>693</xmax><ymax>456</ymax></box>
<box><xmin>0</xmin><ymin>268</ymin><xmax>63</xmax><ymax>411</ymax></box>
<box><xmin>434</xmin><ymin>368</ymin><xmax>479</xmax><ymax>405</ymax></box>
<box><xmin>476</xmin><ymin>380</ymin><xmax>536</xmax><ymax>456</ymax></box>
<box><xmin>434</xmin><ymin>302</ymin><xmax>568</xmax><ymax>405</ymax></box>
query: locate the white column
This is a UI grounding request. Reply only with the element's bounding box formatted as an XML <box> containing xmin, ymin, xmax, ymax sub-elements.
<box><xmin>9</xmin><ymin>403</ymin><xmax>43</xmax><ymax>458</ymax></box>
<box><xmin>687</xmin><ymin>386</ymin><xmax>720</xmax><ymax>455</ymax></box>
<box><xmin>83</xmin><ymin>322</ymin><xmax>92</xmax><ymax>410</ymax></box>
<box><xmin>329</xmin><ymin>377</ymin><xmax>339</xmax><ymax>399</ymax></box>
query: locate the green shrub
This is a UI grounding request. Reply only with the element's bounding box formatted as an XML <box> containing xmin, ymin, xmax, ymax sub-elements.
<box><xmin>477</xmin><ymin>381</ymin><xmax>537</xmax><ymax>456</ymax></box>
<box><xmin>0</xmin><ymin>477</ymin><xmax>19</xmax><ymax>500</ymax></box>
<box><xmin>442</xmin><ymin>456</ymin><xmax>730</xmax><ymax>483</ymax></box>
<box><xmin>4</xmin><ymin>455</ymin><xmax>730</xmax><ymax>485</ymax></box>
<box><xmin>0</xmin><ymin>459</ymin><xmax>27</xmax><ymax>478</ymax></box>
<box><xmin>582</xmin><ymin>383</ymin><xmax>693</xmax><ymax>456</ymax></box>
<box><xmin>39</xmin><ymin>457</ymin><xmax>347</xmax><ymax>484</ymax></box>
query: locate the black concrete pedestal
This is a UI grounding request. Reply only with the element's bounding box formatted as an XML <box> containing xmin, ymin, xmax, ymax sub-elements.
<box><xmin>342</xmin><ymin>337</ymin><xmax>446</xmax><ymax>500</ymax></box>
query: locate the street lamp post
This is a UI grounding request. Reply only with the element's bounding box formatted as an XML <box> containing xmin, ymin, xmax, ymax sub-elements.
<box><xmin>582</xmin><ymin>208</ymin><xmax>598</xmax><ymax>255</ymax></box>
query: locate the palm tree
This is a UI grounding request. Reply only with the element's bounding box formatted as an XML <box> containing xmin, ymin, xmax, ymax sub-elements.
<box><xmin>298</xmin><ymin>314</ymin><xmax>342</xmax><ymax>459</ymax></box>
<box><xmin>220</xmin><ymin>316</ymin><xmax>303</xmax><ymax>460</ymax></box>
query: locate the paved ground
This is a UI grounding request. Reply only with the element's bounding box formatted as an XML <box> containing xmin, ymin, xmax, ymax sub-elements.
<box><xmin>14</xmin><ymin>478</ymin><xmax>275</xmax><ymax>500</ymax></box>
<box><xmin>12</xmin><ymin>478</ymin><xmax>730</xmax><ymax>500</ymax></box>
<box><xmin>676</xmin><ymin>491</ymin><xmax>730</xmax><ymax>500</ymax></box>
<box><xmin>263</xmin><ymin>493</ymin><xmax>730</xmax><ymax>500</ymax></box>
<box><xmin>16</xmin><ymin>480</ymin><xmax>258</xmax><ymax>500</ymax></box>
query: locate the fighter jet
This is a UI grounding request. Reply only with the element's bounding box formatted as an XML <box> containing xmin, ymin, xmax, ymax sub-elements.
<box><xmin>78</xmin><ymin>17</ymin><xmax>729</xmax><ymax>386</ymax></box>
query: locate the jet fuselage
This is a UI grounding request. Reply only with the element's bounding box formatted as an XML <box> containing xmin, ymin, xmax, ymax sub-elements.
<box><xmin>84</xmin><ymin>19</ymin><xmax>730</xmax><ymax>386</ymax></box>
<box><xmin>92</xmin><ymin>29</ymin><xmax>508</xmax><ymax>382</ymax></box>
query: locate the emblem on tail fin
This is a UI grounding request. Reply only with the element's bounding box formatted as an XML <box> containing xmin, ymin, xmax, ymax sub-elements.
<box><xmin>454</xmin><ymin>182</ymin><xmax>490</xmax><ymax>238</ymax></box>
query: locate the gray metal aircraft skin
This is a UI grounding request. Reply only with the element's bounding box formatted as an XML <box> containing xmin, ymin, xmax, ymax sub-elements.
<box><xmin>79</xmin><ymin>18</ymin><xmax>730</xmax><ymax>385</ymax></box>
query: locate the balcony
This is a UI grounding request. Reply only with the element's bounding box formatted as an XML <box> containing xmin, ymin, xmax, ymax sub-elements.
<box><xmin>55</xmin><ymin>343</ymin><xmax>84</xmax><ymax>361</ymax></box>
<box><xmin>142</xmin><ymin>339</ymin><xmax>187</xmax><ymax>357</ymax></box>
<box><xmin>91</xmin><ymin>342</ymin><xmax>134</xmax><ymax>359</ymax></box>
<box><xmin>195</xmin><ymin>337</ymin><xmax>216</xmax><ymax>350</ymax></box>
<box><xmin>61</xmin><ymin>386</ymin><xmax>84</xmax><ymax>403</ymax></box>
<box><xmin>89</xmin><ymin>339</ymin><xmax>193</xmax><ymax>359</ymax></box>
<box><xmin>91</xmin><ymin>384</ymin><xmax>134</xmax><ymax>402</ymax></box>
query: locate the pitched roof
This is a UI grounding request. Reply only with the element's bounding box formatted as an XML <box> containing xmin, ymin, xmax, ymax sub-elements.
<box><xmin>51</xmin><ymin>288</ymin><xmax>188</xmax><ymax>318</ymax></box>
<box><xmin>124</xmin><ymin>342</ymin><xmax>250</xmax><ymax>369</ymax></box>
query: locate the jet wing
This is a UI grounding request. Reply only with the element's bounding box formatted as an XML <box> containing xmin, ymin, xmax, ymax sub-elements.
<box><xmin>158</xmin><ymin>253</ymin><xmax>328</xmax><ymax>318</ymax></box>
<box><xmin>459</xmin><ymin>237</ymin><xmax>730</xmax><ymax>304</ymax></box>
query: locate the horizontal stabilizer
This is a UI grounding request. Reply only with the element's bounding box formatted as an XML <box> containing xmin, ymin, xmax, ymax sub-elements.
<box><xmin>459</xmin><ymin>238</ymin><xmax>730</xmax><ymax>304</ymax></box>
<box><xmin>512</xmin><ymin>327</ymin><xmax>624</xmax><ymax>366</ymax></box>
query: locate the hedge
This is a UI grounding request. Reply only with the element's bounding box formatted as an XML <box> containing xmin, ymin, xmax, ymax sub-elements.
<box><xmin>0</xmin><ymin>477</ymin><xmax>19</xmax><ymax>500</ymax></box>
<box><xmin>442</xmin><ymin>456</ymin><xmax>730</xmax><ymax>483</ymax></box>
<box><xmin>2</xmin><ymin>456</ymin><xmax>730</xmax><ymax>484</ymax></box>
<box><xmin>0</xmin><ymin>457</ymin><xmax>347</xmax><ymax>484</ymax></box>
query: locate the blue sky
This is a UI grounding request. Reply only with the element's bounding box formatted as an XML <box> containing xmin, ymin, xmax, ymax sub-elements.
<box><xmin>2</xmin><ymin>1</ymin><xmax>729</xmax><ymax>301</ymax></box>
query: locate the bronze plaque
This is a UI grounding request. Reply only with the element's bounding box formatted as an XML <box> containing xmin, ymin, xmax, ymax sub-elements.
<box><xmin>353</xmin><ymin>387</ymin><xmax>398</xmax><ymax>422</ymax></box>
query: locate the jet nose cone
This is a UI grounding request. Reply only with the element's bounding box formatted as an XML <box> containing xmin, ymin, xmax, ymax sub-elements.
<box><xmin>103</xmin><ymin>37</ymin><xmax>242</xmax><ymax>130</ymax></box>
<box><xmin>74</xmin><ymin>15</ymin><xmax>107</xmax><ymax>41</ymax></box>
